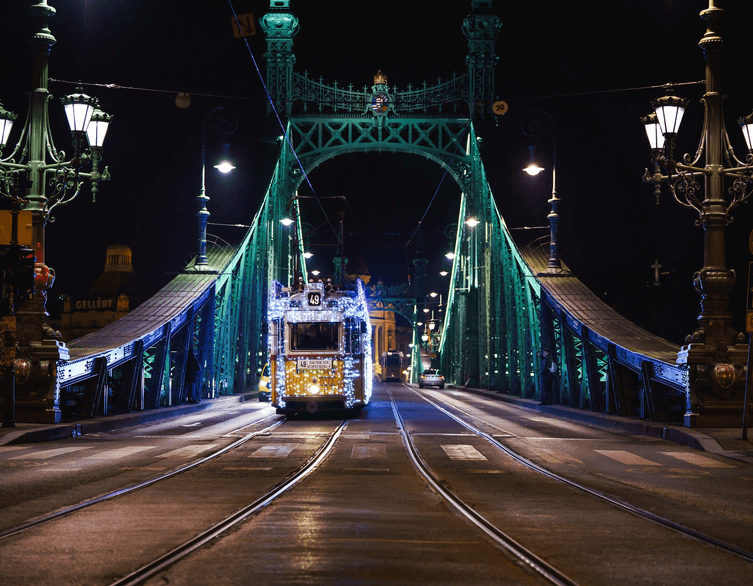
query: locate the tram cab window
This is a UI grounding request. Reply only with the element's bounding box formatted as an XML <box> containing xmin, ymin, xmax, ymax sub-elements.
<box><xmin>344</xmin><ymin>317</ymin><xmax>361</xmax><ymax>355</ymax></box>
<box><xmin>289</xmin><ymin>322</ymin><xmax>339</xmax><ymax>352</ymax></box>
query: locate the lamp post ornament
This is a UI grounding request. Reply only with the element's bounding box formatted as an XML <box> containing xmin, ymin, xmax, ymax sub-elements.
<box><xmin>0</xmin><ymin>1</ymin><xmax>112</xmax><ymax>424</ymax></box>
<box><xmin>642</xmin><ymin>1</ymin><xmax>753</xmax><ymax>427</ymax></box>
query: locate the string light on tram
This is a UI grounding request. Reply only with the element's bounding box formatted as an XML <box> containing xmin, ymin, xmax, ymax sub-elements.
<box><xmin>268</xmin><ymin>280</ymin><xmax>372</xmax><ymax>410</ymax></box>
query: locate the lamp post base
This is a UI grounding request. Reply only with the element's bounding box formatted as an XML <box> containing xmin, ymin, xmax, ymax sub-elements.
<box><xmin>679</xmin><ymin>341</ymin><xmax>749</xmax><ymax>428</ymax></box>
<box><xmin>3</xmin><ymin>307</ymin><xmax>69</xmax><ymax>424</ymax></box>
<box><xmin>683</xmin><ymin>401</ymin><xmax>752</xmax><ymax>428</ymax></box>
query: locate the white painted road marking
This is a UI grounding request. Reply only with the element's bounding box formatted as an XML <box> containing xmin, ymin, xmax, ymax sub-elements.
<box><xmin>351</xmin><ymin>444</ymin><xmax>387</xmax><ymax>459</ymax></box>
<box><xmin>660</xmin><ymin>452</ymin><xmax>735</xmax><ymax>468</ymax></box>
<box><xmin>441</xmin><ymin>445</ymin><xmax>487</xmax><ymax>461</ymax></box>
<box><xmin>156</xmin><ymin>444</ymin><xmax>220</xmax><ymax>459</ymax></box>
<box><xmin>80</xmin><ymin>446</ymin><xmax>157</xmax><ymax>460</ymax></box>
<box><xmin>594</xmin><ymin>450</ymin><xmax>661</xmax><ymax>466</ymax></box>
<box><xmin>10</xmin><ymin>446</ymin><xmax>91</xmax><ymax>460</ymax></box>
<box><xmin>248</xmin><ymin>445</ymin><xmax>300</xmax><ymax>458</ymax></box>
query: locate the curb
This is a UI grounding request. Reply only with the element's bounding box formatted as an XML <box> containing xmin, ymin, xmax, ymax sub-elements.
<box><xmin>452</xmin><ymin>386</ymin><xmax>724</xmax><ymax>453</ymax></box>
<box><xmin>0</xmin><ymin>393</ymin><xmax>259</xmax><ymax>446</ymax></box>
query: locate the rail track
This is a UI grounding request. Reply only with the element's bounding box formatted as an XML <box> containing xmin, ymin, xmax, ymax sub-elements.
<box><xmin>0</xmin><ymin>413</ymin><xmax>284</xmax><ymax>540</ymax></box>
<box><xmin>403</xmin><ymin>384</ymin><xmax>753</xmax><ymax>564</ymax></box>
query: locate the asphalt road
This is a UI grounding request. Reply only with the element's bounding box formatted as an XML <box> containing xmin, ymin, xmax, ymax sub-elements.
<box><xmin>0</xmin><ymin>383</ymin><xmax>751</xmax><ymax>585</ymax></box>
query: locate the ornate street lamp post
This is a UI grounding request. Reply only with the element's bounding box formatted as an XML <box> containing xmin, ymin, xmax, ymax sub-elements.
<box><xmin>642</xmin><ymin>1</ymin><xmax>753</xmax><ymax>428</ymax></box>
<box><xmin>522</xmin><ymin>110</ymin><xmax>561</xmax><ymax>272</ymax></box>
<box><xmin>196</xmin><ymin>107</ymin><xmax>237</xmax><ymax>269</ymax></box>
<box><xmin>0</xmin><ymin>1</ymin><xmax>112</xmax><ymax>424</ymax></box>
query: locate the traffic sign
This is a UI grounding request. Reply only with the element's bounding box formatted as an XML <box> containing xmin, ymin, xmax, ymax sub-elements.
<box><xmin>492</xmin><ymin>100</ymin><xmax>508</xmax><ymax>116</ymax></box>
<box><xmin>232</xmin><ymin>13</ymin><xmax>256</xmax><ymax>38</ymax></box>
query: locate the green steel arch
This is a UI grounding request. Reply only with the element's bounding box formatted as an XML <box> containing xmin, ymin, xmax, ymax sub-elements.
<box><xmin>259</xmin><ymin>0</ymin><xmax>542</xmax><ymax>391</ymax></box>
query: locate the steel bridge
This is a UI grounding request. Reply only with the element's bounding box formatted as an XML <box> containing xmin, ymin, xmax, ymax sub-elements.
<box><xmin>44</xmin><ymin>1</ymin><xmax>687</xmax><ymax>427</ymax></box>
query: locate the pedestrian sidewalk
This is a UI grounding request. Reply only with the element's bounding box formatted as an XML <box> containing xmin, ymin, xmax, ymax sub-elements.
<box><xmin>455</xmin><ymin>386</ymin><xmax>753</xmax><ymax>466</ymax></box>
<box><xmin>0</xmin><ymin>393</ymin><xmax>258</xmax><ymax>447</ymax></box>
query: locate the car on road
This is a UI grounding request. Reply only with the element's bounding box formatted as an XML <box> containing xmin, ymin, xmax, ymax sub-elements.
<box><xmin>258</xmin><ymin>363</ymin><xmax>271</xmax><ymax>401</ymax></box>
<box><xmin>419</xmin><ymin>369</ymin><xmax>445</xmax><ymax>389</ymax></box>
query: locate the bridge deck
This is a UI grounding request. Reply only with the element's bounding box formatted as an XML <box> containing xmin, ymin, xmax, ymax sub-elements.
<box><xmin>522</xmin><ymin>247</ymin><xmax>681</xmax><ymax>366</ymax></box>
<box><xmin>65</xmin><ymin>243</ymin><xmax>236</xmax><ymax>362</ymax></box>
<box><xmin>66</xmin><ymin>273</ymin><xmax>215</xmax><ymax>360</ymax></box>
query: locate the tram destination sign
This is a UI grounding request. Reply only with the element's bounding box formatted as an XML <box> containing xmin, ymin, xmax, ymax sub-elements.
<box><xmin>297</xmin><ymin>358</ymin><xmax>332</xmax><ymax>370</ymax></box>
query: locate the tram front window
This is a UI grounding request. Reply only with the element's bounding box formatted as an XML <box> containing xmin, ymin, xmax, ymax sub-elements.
<box><xmin>289</xmin><ymin>322</ymin><xmax>339</xmax><ymax>351</ymax></box>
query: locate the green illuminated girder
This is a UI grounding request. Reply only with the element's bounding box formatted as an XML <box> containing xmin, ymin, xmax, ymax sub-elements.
<box><xmin>261</xmin><ymin>1</ymin><xmax>499</xmax><ymax>119</ymax></box>
<box><xmin>262</xmin><ymin>116</ymin><xmax>544</xmax><ymax>394</ymax></box>
<box><xmin>439</xmin><ymin>124</ymin><xmax>541</xmax><ymax>392</ymax></box>
<box><xmin>286</xmin><ymin>117</ymin><xmax>475</xmax><ymax>187</ymax></box>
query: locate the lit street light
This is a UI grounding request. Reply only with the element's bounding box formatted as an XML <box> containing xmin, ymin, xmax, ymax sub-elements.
<box><xmin>196</xmin><ymin>107</ymin><xmax>237</xmax><ymax>268</ymax></box>
<box><xmin>641</xmin><ymin>1</ymin><xmax>753</xmax><ymax>429</ymax></box>
<box><xmin>522</xmin><ymin>110</ymin><xmax>560</xmax><ymax>272</ymax></box>
<box><xmin>0</xmin><ymin>1</ymin><xmax>112</xmax><ymax>424</ymax></box>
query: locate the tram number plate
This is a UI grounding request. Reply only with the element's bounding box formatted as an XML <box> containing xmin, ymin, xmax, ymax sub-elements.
<box><xmin>298</xmin><ymin>358</ymin><xmax>332</xmax><ymax>370</ymax></box>
<box><xmin>308</xmin><ymin>292</ymin><xmax>322</xmax><ymax>306</ymax></box>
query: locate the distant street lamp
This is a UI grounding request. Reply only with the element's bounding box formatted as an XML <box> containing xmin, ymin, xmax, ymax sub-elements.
<box><xmin>0</xmin><ymin>1</ymin><xmax>112</xmax><ymax>424</ymax></box>
<box><xmin>522</xmin><ymin>110</ymin><xmax>560</xmax><ymax>271</ymax></box>
<box><xmin>197</xmin><ymin>107</ymin><xmax>237</xmax><ymax>268</ymax></box>
<box><xmin>641</xmin><ymin>1</ymin><xmax>753</xmax><ymax>428</ymax></box>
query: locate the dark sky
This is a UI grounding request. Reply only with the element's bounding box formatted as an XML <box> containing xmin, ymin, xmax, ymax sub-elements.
<box><xmin>2</xmin><ymin>1</ymin><xmax>753</xmax><ymax>344</ymax></box>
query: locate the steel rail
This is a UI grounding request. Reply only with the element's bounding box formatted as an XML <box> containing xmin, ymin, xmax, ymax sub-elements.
<box><xmin>108</xmin><ymin>419</ymin><xmax>349</xmax><ymax>586</ymax></box>
<box><xmin>387</xmin><ymin>389</ymin><xmax>581</xmax><ymax>586</ymax></box>
<box><xmin>0</xmin><ymin>413</ymin><xmax>283</xmax><ymax>541</ymax></box>
<box><xmin>410</xmin><ymin>385</ymin><xmax>753</xmax><ymax>564</ymax></box>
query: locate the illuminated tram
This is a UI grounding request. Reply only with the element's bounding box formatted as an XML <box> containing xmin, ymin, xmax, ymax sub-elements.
<box><xmin>380</xmin><ymin>350</ymin><xmax>406</xmax><ymax>382</ymax></box>
<box><xmin>268</xmin><ymin>279</ymin><xmax>372</xmax><ymax>415</ymax></box>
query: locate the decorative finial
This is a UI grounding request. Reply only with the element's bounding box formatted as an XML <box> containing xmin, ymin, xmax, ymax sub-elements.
<box><xmin>374</xmin><ymin>70</ymin><xmax>387</xmax><ymax>86</ymax></box>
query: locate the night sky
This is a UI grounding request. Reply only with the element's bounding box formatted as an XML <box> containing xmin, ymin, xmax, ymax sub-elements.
<box><xmin>2</xmin><ymin>1</ymin><xmax>753</xmax><ymax>345</ymax></box>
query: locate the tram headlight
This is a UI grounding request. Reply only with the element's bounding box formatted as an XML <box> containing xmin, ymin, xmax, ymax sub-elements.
<box><xmin>309</xmin><ymin>378</ymin><xmax>320</xmax><ymax>395</ymax></box>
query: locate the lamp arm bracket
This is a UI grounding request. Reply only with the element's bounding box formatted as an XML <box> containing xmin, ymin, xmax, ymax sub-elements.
<box><xmin>0</xmin><ymin>161</ymin><xmax>30</xmax><ymax>172</ymax></box>
<box><xmin>720</xmin><ymin>155</ymin><xmax>753</xmax><ymax>178</ymax></box>
<box><xmin>40</xmin><ymin>159</ymin><xmax>74</xmax><ymax>173</ymax></box>
<box><xmin>674</xmin><ymin>162</ymin><xmax>707</xmax><ymax>176</ymax></box>
<box><xmin>669</xmin><ymin>172</ymin><xmax>704</xmax><ymax>216</ymax></box>
<box><xmin>45</xmin><ymin>178</ymin><xmax>83</xmax><ymax>216</ymax></box>
<box><xmin>725</xmin><ymin>150</ymin><xmax>748</xmax><ymax>168</ymax></box>
<box><xmin>681</xmin><ymin>149</ymin><xmax>704</xmax><ymax>168</ymax></box>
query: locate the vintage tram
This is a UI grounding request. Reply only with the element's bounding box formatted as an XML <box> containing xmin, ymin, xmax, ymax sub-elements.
<box><xmin>380</xmin><ymin>350</ymin><xmax>407</xmax><ymax>382</ymax></box>
<box><xmin>268</xmin><ymin>279</ymin><xmax>372</xmax><ymax>415</ymax></box>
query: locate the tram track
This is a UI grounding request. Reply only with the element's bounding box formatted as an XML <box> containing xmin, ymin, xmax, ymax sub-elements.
<box><xmin>0</xmin><ymin>413</ymin><xmax>284</xmax><ymax>541</ymax></box>
<box><xmin>3</xmin><ymin>384</ymin><xmax>751</xmax><ymax>584</ymax></box>
<box><xmin>387</xmin><ymin>388</ymin><xmax>580</xmax><ymax>586</ymax></box>
<box><xmin>108</xmin><ymin>419</ymin><xmax>349</xmax><ymax>586</ymax></box>
<box><xmin>403</xmin><ymin>383</ymin><xmax>753</xmax><ymax>565</ymax></box>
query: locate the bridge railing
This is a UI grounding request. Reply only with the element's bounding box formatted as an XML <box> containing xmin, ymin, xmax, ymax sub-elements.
<box><xmin>439</xmin><ymin>122</ymin><xmax>687</xmax><ymax>424</ymax></box>
<box><xmin>57</xmin><ymin>189</ymin><xmax>274</xmax><ymax>420</ymax></box>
